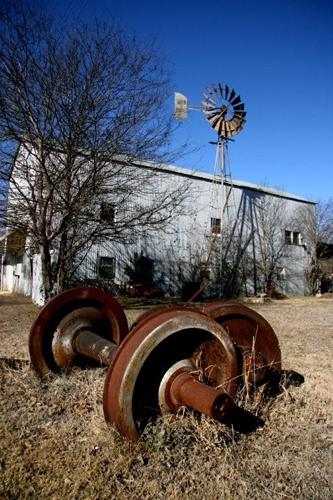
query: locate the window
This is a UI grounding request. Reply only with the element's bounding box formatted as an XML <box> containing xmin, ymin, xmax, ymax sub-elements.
<box><xmin>98</xmin><ymin>256</ymin><xmax>115</xmax><ymax>279</ymax></box>
<box><xmin>285</xmin><ymin>230</ymin><xmax>292</xmax><ymax>245</ymax></box>
<box><xmin>100</xmin><ymin>203</ymin><xmax>115</xmax><ymax>224</ymax></box>
<box><xmin>277</xmin><ymin>267</ymin><xmax>286</xmax><ymax>279</ymax></box>
<box><xmin>285</xmin><ymin>230</ymin><xmax>302</xmax><ymax>246</ymax></box>
<box><xmin>293</xmin><ymin>232</ymin><xmax>302</xmax><ymax>245</ymax></box>
<box><xmin>211</xmin><ymin>217</ymin><xmax>221</xmax><ymax>235</ymax></box>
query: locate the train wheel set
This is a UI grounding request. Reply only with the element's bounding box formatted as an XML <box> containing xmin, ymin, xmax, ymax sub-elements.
<box><xmin>29</xmin><ymin>287</ymin><xmax>302</xmax><ymax>441</ymax></box>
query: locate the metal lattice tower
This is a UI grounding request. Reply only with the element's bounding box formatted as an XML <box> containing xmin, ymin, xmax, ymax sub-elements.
<box><xmin>174</xmin><ymin>83</ymin><xmax>246</xmax><ymax>295</ymax></box>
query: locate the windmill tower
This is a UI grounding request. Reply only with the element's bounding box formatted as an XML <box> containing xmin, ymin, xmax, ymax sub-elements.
<box><xmin>175</xmin><ymin>83</ymin><xmax>246</xmax><ymax>298</ymax></box>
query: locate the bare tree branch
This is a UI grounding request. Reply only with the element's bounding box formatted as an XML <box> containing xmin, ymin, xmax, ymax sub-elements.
<box><xmin>0</xmin><ymin>1</ymin><xmax>188</xmax><ymax>299</ymax></box>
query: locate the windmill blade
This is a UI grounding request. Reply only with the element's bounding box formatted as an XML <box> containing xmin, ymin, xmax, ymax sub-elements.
<box><xmin>233</xmin><ymin>111</ymin><xmax>247</xmax><ymax>120</ymax></box>
<box><xmin>220</xmin><ymin>119</ymin><xmax>229</xmax><ymax>137</ymax></box>
<box><xmin>218</xmin><ymin>83</ymin><xmax>224</xmax><ymax>98</ymax></box>
<box><xmin>203</xmin><ymin>95</ymin><xmax>217</xmax><ymax>107</ymax></box>
<box><xmin>225</xmin><ymin>122</ymin><xmax>232</xmax><ymax>137</ymax></box>
<box><xmin>207</xmin><ymin>110</ymin><xmax>222</xmax><ymax>122</ymax></box>
<box><xmin>208</xmin><ymin>113</ymin><xmax>223</xmax><ymax>128</ymax></box>
<box><xmin>229</xmin><ymin>88</ymin><xmax>236</xmax><ymax>102</ymax></box>
<box><xmin>203</xmin><ymin>103</ymin><xmax>219</xmax><ymax>115</ymax></box>
<box><xmin>236</xmin><ymin>119</ymin><xmax>246</xmax><ymax>132</ymax></box>
<box><xmin>228</xmin><ymin>120</ymin><xmax>239</xmax><ymax>132</ymax></box>
<box><xmin>224</xmin><ymin>84</ymin><xmax>230</xmax><ymax>100</ymax></box>
<box><xmin>203</xmin><ymin>108</ymin><xmax>218</xmax><ymax>116</ymax></box>
<box><xmin>217</xmin><ymin>119</ymin><xmax>224</xmax><ymax>137</ymax></box>
<box><xmin>230</xmin><ymin>128</ymin><xmax>239</xmax><ymax>137</ymax></box>
<box><xmin>223</xmin><ymin>122</ymin><xmax>230</xmax><ymax>137</ymax></box>
<box><xmin>211</xmin><ymin>116</ymin><xmax>223</xmax><ymax>132</ymax></box>
<box><xmin>217</xmin><ymin>120</ymin><xmax>227</xmax><ymax>137</ymax></box>
<box><xmin>233</xmin><ymin>103</ymin><xmax>244</xmax><ymax>112</ymax></box>
<box><xmin>235</xmin><ymin>123</ymin><xmax>245</xmax><ymax>135</ymax></box>
<box><xmin>228</xmin><ymin>126</ymin><xmax>239</xmax><ymax>137</ymax></box>
<box><xmin>202</xmin><ymin>100</ymin><xmax>216</xmax><ymax>109</ymax></box>
<box><xmin>213</xmin><ymin>118</ymin><xmax>225</xmax><ymax>135</ymax></box>
<box><xmin>206</xmin><ymin>111</ymin><xmax>220</xmax><ymax>121</ymax></box>
<box><xmin>203</xmin><ymin>90</ymin><xmax>213</xmax><ymax>101</ymax></box>
<box><xmin>231</xmin><ymin>116</ymin><xmax>245</xmax><ymax>128</ymax></box>
<box><xmin>230</xmin><ymin>94</ymin><xmax>242</xmax><ymax>106</ymax></box>
<box><xmin>206</xmin><ymin>106</ymin><xmax>219</xmax><ymax>112</ymax></box>
<box><xmin>230</xmin><ymin>117</ymin><xmax>245</xmax><ymax>131</ymax></box>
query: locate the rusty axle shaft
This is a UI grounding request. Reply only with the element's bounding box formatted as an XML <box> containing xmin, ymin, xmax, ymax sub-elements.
<box><xmin>73</xmin><ymin>329</ymin><xmax>118</xmax><ymax>366</ymax></box>
<box><xmin>168</xmin><ymin>371</ymin><xmax>234</xmax><ymax>421</ymax></box>
<box><xmin>166</xmin><ymin>370</ymin><xmax>264</xmax><ymax>432</ymax></box>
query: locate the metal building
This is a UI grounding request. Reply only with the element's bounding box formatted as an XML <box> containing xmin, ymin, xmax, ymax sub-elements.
<box><xmin>0</xmin><ymin>160</ymin><xmax>315</xmax><ymax>304</ymax></box>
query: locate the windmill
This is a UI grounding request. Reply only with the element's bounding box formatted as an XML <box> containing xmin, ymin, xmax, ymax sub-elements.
<box><xmin>175</xmin><ymin>83</ymin><xmax>246</xmax><ymax>299</ymax></box>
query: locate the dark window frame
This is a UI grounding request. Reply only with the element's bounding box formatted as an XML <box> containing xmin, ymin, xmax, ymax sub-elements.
<box><xmin>98</xmin><ymin>256</ymin><xmax>115</xmax><ymax>279</ymax></box>
<box><xmin>285</xmin><ymin>230</ymin><xmax>302</xmax><ymax>246</ymax></box>
<box><xmin>211</xmin><ymin>217</ymin><xmax>221</xmax><ymax>235</ymax></box>
<box><xmin>100</xmin><ymin>203</ymin><xmax>115</xmax><ymax>224</ymax></box>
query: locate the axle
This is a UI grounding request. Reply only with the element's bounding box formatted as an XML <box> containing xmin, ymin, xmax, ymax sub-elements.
<box><xmin>158</xmin><ymin>360</ymin><xmax>264</xmax><ymax>432</ymax></box>
<box><xmin>51</xmin><ymin>307</ymin><xmax>121</xmax><ymax>369</ymax></box>
<box><xmin>72</xmin><ymin>329</ymin><xmax>118</xmax><ymax>366</ymax></box>
<box><xmin>169</xmin><ymin>370</ymin><xmax>264</xmax><ymax>431</ymax></box>
<box><xmin>167</xmin><ymin>370</ymin><xmax>234</xmax><ymax>420</ymax></box>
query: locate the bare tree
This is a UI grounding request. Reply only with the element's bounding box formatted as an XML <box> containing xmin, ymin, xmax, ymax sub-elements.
<box><xmin>0</xmin><ymin>2</ymin><xmax>188</xmax><ymax>299</ymax></box>
<box><xmin>295</xmin><ymin>198</ymin><xmax>333</xmax><ymax>294</ymax></box>
<box><xmin>207</xmin><ymin>193</ymin><xmax>288</xmax><ymax>298</ymax></box>
<box><xmin>244</xmin><ymin>194</ymin><xmax>289</xmax><ymax>297</ymax></box>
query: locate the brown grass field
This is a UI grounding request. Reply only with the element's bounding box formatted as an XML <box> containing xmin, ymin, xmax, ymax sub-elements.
<box><xmin>0</xmin><ymin>292</ymin><xmax>332</xmax><ymax>499</ymax></box>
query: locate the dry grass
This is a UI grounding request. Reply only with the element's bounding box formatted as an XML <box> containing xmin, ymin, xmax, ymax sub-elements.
<box><xmin>0</xmin><ymin>293</ymin><xmax>332</xmax><ymax>499</ymax></box>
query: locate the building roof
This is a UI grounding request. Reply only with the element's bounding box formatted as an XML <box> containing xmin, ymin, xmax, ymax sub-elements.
<box><xmin>131</xmin><ymin>159</ymin><xmax>315</xmax><ymax>205</ymax></box>
<box><xmin>12</xmin><ymin>145</ymin><xmax>315</xmax><ymax>205</ymax></box>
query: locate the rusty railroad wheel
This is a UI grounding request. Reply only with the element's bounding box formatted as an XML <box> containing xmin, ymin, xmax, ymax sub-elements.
<box><xmin>202</xmin><ymin>301</ymin><xmax>281</xmax><ymax>385</ymax></box>
<box><xmin>29</xmin><ymin>287</ymin><xmax>128</xmax><ymax>377</ymax></box>
<box><xmin>103</xmin><ymin>308</ymin><xmax>238</xmax><ymax>441</ymax></box>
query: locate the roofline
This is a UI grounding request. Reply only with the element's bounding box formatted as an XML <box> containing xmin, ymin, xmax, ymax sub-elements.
<box><xmin>13</xmin><ymin>146</ymin><xmax>315</xmax><ymax>205</ymax></box>
<box><xmin>130</xmin><ymin>158</ymin><xmax>316</xmax><ymax>205</ymax></box>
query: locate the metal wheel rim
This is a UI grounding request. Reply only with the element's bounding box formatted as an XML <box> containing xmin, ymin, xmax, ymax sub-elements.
<box><xmin>29</xmin><ymin>287</ymin><xmax>128</xmax><ymax>377</ymax></box>
<box><xmin>103</xmin><ymin>309</ymin><xmax>238</xmax><ymax>441</ymax></box>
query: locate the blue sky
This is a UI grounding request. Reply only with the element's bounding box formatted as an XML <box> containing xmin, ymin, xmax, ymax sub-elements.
<box><xmin>43</xmin><ymin>0</ymin><xmax>333</xmax><ymax>201</ymax></box>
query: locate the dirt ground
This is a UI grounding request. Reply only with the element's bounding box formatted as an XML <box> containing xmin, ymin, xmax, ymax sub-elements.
<box><xmin>0</xmin><ymin>292</ymin><xmax>332</xmax><ymax>499</ymax></box>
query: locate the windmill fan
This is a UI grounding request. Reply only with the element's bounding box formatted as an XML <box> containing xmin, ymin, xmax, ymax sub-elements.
<box><xmin>203</xmin><ymin>84</ymin><xmax>246</xmax><ymax>139</ymax></box>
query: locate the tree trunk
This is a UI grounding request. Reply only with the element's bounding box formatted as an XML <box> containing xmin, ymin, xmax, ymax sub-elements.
<box><xmin>39</xmin><ymin>241</ymin><xmax>53</xmax><ymax>301</ymax></box>
<box><xmin>56</xmin><ymin>231</ymin><xmax>69</xmax><ymax>292</ymax></box>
